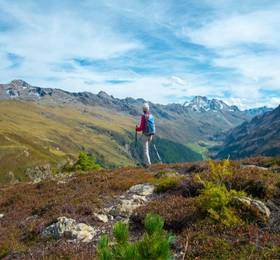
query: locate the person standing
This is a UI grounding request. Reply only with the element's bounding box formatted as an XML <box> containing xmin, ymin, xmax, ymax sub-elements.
<box><xmin>136</xmin><ymin>103</ymin><xmax>156</xmax><ymax>167</ymax></box>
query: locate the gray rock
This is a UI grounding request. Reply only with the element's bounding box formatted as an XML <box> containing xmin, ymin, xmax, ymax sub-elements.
<box><xmin>42</xmin><ymin>217</ymin><xmax>96</xmax><ymax>243</ymax></box>
<box><xmin>241</xmin><ymin>165</ymin><xmax>268</xmax><ymax>171</ymax></box>
<box><xmin>109</xmin><ymin>184</ymin><xmax>155</xmax><ymax>218</ymax></box>
<box><xmin>155</xmin><ymin>169</ymin><xmax>180</xmax><ymax>179</ymax></box>
<box><xmin>115</xmin><ymin>199</ymin><xmax>141</xmax><ymax>217</ymax></box>
<box><xmin>128</xmin><ymin>184</ymin><xmax>155</xmax><ymax>196</ymax></box>
<box><xmin>94</xmin><ymin>213</ymin><xmax>109</xmax><ymax>223</ymax></box>
<box><xmin>231</xmin><ymin>196</ymin><xmax>271</xmax><ymax>222</ymax></box>
<box><xmin>26</xmin><ymin>164</ymin><xmax>52</xmax><ymax>183</ymax></box>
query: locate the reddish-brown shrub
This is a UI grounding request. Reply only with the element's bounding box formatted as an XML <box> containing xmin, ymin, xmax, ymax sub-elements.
<box><xmin>131</xmin><ymin>195</ymin><xmax>200</xmax><ymax>231</ymax></box>
<box><xmin>177</xmin><ymin>177</ymin><xmax>204</xmax><ymax>197</ymax></box>
<box><xmin>224</xmin><ymin>168</ymin><xmax>280</xmax><ymax>199</ymax></box>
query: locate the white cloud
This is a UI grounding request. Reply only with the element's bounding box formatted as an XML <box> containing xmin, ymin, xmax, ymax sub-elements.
<box><xmin>0</xmin><ymin>0</ymin><xmax>143</xmax><ymax>81</ymax></box>
<box><xmin>182</xmin><ymin>4</ymin><xmax>280</xmax><ymax>107</ymax></box>
<box><xmin>170</xmin><ymin>76</ymin><xmax>187</xmax><ymax>86</ymax></box>
<box><xmin>0</xmin><ymin>0</ymin><xmax>279</xmax><ymax>109</ymax></box>
<box><xmin>185</xmin><ymin>8</ymin><xmax>280</xmax><ymax>48</ymax></box>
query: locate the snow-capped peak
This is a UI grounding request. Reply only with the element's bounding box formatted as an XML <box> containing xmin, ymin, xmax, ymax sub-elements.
<box><xmin>184</xmin><ymin>96</ymin><xmax>233</xmax><ymax>112</ymax></box>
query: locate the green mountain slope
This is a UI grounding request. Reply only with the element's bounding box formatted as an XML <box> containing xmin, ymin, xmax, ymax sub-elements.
<box><xmin>0</xmin><ymin>100</ymin><xmax>202</xmax><ymax>184</ymax></box>
<box><xmin>213</xmin><ymin>105</ymin><xmax>280</xmax><ymax>159</ymax></box>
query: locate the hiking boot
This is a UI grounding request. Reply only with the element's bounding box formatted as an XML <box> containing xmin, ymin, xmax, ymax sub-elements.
<box><xmin>143</xmin><ymin>164</ymin><xmax>151</xmax><ymax>169</ymax></box>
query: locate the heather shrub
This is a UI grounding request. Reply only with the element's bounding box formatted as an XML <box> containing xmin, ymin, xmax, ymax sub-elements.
<box><xmin>97</xmin><ymin>214</ymin><xmax>174</xmax><ymax>260</ymax></box>
<box><xmin>225</xmin><ymin>169</ymin><xmax>280</xmax><ymax>199</ymax></box>
<box><xmin>154</xmin><ymin>176</ymin><xmax>182</xmax><ymax>193</ymax></box>
<box><xmin>132</xmin><ymin>195</ymin><xmax>199</xmax><ymax>230</ymax></box>
<box><xmin>178</xmin><ymin>177</ymin><xmax>204</xmax><ymax>198</ymax></box>
<box><xmin>241</xmin><ymin>156</ymin><xmax>280</xmax><ymax>168</ymax></box>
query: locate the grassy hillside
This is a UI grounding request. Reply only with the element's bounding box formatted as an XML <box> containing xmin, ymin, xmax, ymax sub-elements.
<box><xmin>0</xmin><ymin>100</ymin><xmax>135</xmax><ymax>183</ymax></box>
<box><xmin>0</xmin><ymin>100</ymin><xmax>202</xmax><ymax>184</ymax></box>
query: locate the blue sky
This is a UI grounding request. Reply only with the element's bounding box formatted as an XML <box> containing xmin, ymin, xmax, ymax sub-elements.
<box><xmin>0</xmin><ymin>0</ymin><xmax>280</xmax><ymax>108</ymax></box>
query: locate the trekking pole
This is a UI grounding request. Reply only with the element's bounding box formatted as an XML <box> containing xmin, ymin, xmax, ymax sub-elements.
<box><xmin>153</xmin><ymin>144</ymin><xmax>163</xmax><ymax>164</ymax></box>
<box><xmin>135</xmin><ymin>128</ymin><xmax>138</xmax><ymax>148</ymax></box>
<box><xmin>134</xmin><ymin>128</ymin><xmax>142</xmax><ymax>166</ymax></box>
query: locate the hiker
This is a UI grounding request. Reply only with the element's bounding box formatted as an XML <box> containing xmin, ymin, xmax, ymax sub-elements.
<box><xmin>136</xmin><ymin>103</ymin><xmax>156</xmax><ymax>167</ymax></box>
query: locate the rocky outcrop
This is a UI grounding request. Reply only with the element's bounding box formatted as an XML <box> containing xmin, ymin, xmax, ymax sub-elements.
<box><xmin>41</xmin><ymin>184</ymin><xmax>155</xmax><ymax>243</ymax></box>
<box><xmin>42</xmin><ymin>217</ymin><xmax>96</xmax><ymax>243</ymax></box>
<box><xmin>107</xmin><ymin>184</ymin><xmax>155</xmax><ymax>218</ymax></box>
<box><xmin>26</xmin><ymin>164</ymin><xmax>53</xmax><ymax>183</ymax></box>
<box><xmin>231</xmin><ymin>196</ymin><xmax>271</xmax><ymax>222</ymax></box>
<box><xmin>25</xmin><ymin>164</ymin><xmax>74</xmax><ymax>184</ymax></box>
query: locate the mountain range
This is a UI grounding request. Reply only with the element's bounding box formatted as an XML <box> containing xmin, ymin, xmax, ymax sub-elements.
<box><xmin>213</xmin><ymin>105</ymin><xmax>280</xmax><ymax>159</ymax></box>
<box><xmin>0</xmin><ymin>79</ymin><xmax>276</xmax><ymax>184</ymax></box>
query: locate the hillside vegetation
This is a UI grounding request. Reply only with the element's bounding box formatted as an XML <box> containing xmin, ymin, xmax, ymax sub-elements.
<box><xmin>0</xmin><ymin>100</ymin><xmax>135</xmax><ymax>183</ymax></box>
<box><xmin>0</xmin><ymin>100</ymin><xmax>202</xmax><ymax>185</ymax></box>
<box><xmin>1</xmin><ymin>157</ymin><xmax>280</xmax><ymax>259</ymax></box>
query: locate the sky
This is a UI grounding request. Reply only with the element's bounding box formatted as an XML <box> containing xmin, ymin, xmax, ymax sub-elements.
<box><xmin>0</xmin><ymin>0</ymin><xmax>280</xmax><ymax>109</ymax></box>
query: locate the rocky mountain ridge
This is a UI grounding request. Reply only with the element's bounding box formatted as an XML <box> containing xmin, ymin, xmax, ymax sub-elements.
<box><xmin>214</xmin><ymin>105</ymin><xmax>280</xmax><ymax>159</ymax></box>
<box><xmin>183</xmin><ymin>96</ymin><xmax>239</xmax><ymax>113</ymax></box>
<box><xmin>0</xmin><ymin>80</ymin><xmax>272</xmax><ymax>117</ymax></box>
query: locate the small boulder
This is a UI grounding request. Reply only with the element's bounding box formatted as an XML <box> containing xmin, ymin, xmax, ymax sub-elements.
<box><xmin>42</xmin><ymin>217</ymin><xmax>96</xmax><ymax>243</ymax></box>
<box><xmin>231</xmin><ymin>196</ymin><xmax>271</xmax><ymax>223</ymax></box>
<box><xmin>0</xmin><ymin>213</ymin><xmax>4</xmax><ymax>219</ymax></box>
<box><xmin>115</xmin><ymin>199</ymin><xmax>141</xmax><ymax>217</ymax></box>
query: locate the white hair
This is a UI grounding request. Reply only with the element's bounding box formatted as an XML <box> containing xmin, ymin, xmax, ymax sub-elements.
<box><xmin>143</xmin><ymin>102</ymin><xmax>150</xmax><ymax>112</ymax></box>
